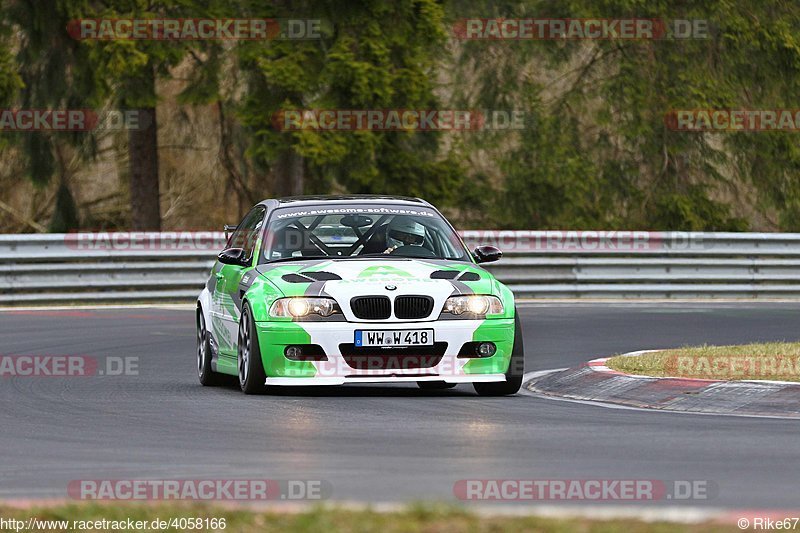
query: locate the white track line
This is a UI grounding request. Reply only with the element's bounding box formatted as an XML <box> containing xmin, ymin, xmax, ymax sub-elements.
<box><xmin>515</xmin><ymin>298</ymin><xmax>800</xmax><ymax>305</ymax></box>
<box><xmin>0</xmin><ymin>304</ymin><xmax>195</xmax><ymax>311</ymax></box>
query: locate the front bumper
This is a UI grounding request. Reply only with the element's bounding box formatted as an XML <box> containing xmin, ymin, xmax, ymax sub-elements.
<box><xmin>255</xmin><ymin>318</ymin><xmax>514</xmax><ymax>385</ymax></box>
<box><xmin>264</xmin><ymin>375</ymin><xmax>508</xmax><ymax>386</ymax></box>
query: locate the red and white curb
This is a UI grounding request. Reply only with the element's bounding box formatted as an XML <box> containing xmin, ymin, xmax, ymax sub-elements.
<box><xmin>523</xmin><ymin>350</ymin><xmax>800</xmax><ymax>419</ymax></box>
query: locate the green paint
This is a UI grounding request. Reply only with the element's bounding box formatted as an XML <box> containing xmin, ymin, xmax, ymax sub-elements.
<box><xmin>255</xmin><ymin>322</ymin><xmax>317</xmax><ymax>378</ymax></box>
<box><xmin>463</xmin><ymin>318</ymin><xmax>515</xmax><ymax>374</ymax></box>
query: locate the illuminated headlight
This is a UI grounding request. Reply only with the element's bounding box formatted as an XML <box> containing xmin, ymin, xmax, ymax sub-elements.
<box><xmin>442</xmin><ymin>295</ymin><xmax>504</xmax><ymax>317</ymax></box>
<box><xmin>270</xmin><ymin>297</ymin><xmax>340</xmax><ymax>318</ymax></box>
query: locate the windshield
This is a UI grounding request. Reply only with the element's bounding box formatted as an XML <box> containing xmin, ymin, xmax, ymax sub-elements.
<box><xmin>261</xmin><ymin>204</ymin><xmax>470</xmax><ymax>262</ymax></box>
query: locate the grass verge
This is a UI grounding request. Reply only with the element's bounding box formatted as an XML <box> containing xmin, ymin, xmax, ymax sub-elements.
<box><xmin>606</xmin><ymin>342</ymin><xmax>800</xmax><ymax>381</ymax></box>
<box><xmin>0</xmin><ymin>502</ymin><xmax>733</xmax><ymax>532</ymax></box>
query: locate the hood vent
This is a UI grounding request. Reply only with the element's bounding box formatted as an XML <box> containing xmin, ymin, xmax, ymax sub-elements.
<box><xmin>282</xmin><ymin>271</ymin><xmax>342</xmax><ymax>283</ymax></box>
<box><xmin>302</xmin><ymin>271</ymin><xmax>342</xmax><ymax>281</ymax></box>
<box><xmin>282</xmin><ymin>273</ymin><xmax>313</xmax><ymax>283</ymax></box>
<box><xmin>430</xmin><ymin>270</ymin><xmax>480</xmax><ymax>281</ymax></box>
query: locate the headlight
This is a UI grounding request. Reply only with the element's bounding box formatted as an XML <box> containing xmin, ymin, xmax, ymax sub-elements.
<box><xmin>270</xmin><ymin>297</ymin><xmax>340</xmax><ymax>318</ymax></box>
<box><xmin>442</xmin><ymin>295</ymin><xmax>504</xmax><ymax>317</ymax></box>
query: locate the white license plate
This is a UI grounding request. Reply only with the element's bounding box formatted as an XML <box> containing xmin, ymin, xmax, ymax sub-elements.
<box><xmin>355</xmin><ymin>329</ymin><xmax>434</xmax><ymax>347</ymax></box>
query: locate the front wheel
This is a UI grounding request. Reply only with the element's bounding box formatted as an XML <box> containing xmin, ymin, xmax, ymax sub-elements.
<box><xmin>237</xmin><ymin>303</ymin><xmax>268</xmax><ymax>394</ymax></box>
<box><xmin>473</xmin><ymin>311</ymin><xmax>524</xmax><ymax>397</ymax></box>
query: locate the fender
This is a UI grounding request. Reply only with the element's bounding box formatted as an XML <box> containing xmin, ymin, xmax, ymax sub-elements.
<box><xmin>197</xmin><ymin>287</ymin><xmax>213</xmax><ymax>327</ymax></box>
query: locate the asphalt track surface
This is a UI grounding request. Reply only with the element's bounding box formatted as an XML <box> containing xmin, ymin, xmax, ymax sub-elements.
<box><xmin>2</xmin><ymin>303</ymin><xmax>800</xmax><ymax>509</ymax></box>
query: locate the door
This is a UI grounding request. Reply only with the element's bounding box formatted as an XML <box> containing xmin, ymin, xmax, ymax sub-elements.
<box><xmin>211</xmin><ymin>206</ymin><xmax>266</xmax><ymax>356</ymax></box>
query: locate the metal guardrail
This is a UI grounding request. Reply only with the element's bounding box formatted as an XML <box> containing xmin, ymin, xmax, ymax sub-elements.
<box><xmin>3</xmin><ymin>231</ymin><xmax>800</xmax><ymax>303</ymax></box>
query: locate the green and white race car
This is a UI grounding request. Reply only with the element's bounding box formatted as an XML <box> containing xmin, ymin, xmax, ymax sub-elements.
<box><xmin>196</xmin><ymin>195</ymin><xmax>523</xmax><ymax>395</ymax></box>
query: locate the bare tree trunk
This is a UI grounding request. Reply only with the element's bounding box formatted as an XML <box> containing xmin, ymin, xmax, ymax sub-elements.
<box><xmin>128</xmin><ymin>94</ymin><xmax>161</xmax><ymax>230</ymax></box>
<box><xmin>289</xmin><ymin>149</ymin><xmax>303</xmax><ymax>196</ymax></box>
<box><xmin>217</xmin><ymin>101</ymin><xmax>256</xmax><ymax>210</ymax></box>
<box><xmin>48</xmin><ymin>142</ymin><xmax>79</xmax><ymax>232</ymax></box>
<box><xmin>274</xmin><ymin>147</ymin><xmax>304</xmax><ymax>197</ymax></box>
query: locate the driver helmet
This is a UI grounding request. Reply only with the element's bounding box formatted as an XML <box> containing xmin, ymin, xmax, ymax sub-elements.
<box><xmin>387</xmin><ymin>218</ymin><xmax>425</xmax><ymax>248</ymax></box>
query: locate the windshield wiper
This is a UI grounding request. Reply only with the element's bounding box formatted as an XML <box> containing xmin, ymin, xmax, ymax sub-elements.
<box><xmin>266</xmin><ymin>255</ymin><xmax>330</xmax><ymax>263</ymax></box>
<box><xmin>356</xmin><ymin>253</ymin><xmax>451</xmax><ymax>260</ymax></box>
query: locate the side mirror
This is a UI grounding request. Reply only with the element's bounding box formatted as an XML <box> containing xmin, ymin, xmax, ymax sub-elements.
<box><xmin>218</xmin><ymin>247</ymin><xmax>249</xmax><ymax>267</ymax></box>
<box><xmin>223</xmin><ymin>224</ymin><xmax>238</xmax><ymax>240</ymax></box>
<box><xmin>474</xmin><ymin>245</ymin><xmax>502</xmax><ymax>264</ymax></box>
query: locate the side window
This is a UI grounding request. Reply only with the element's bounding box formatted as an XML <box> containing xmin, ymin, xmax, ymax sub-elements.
<box><xmin>229</xmin><ymin>207</ymin><xmax>265</xmax><ymax>262</ymax></box>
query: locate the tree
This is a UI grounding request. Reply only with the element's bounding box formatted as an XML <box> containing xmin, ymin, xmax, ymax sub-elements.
<box><xmin>80</xmin><ymin>0</ymin><xmax>224</xmax><ymax>230</ymax></box>
<box><xmin>235</xmin><ymin>0</ymin><xmax>464</xmax><ymax>205</ymax></box>
<box><xmin>3</xmin><ymin>0</ymin><xmax>101</xmax><ymax>231</ymax></box>
<box><xmin>447</xmin><ymin>0</ymin><xmax>785</xmax><ymax>230</ymax></box>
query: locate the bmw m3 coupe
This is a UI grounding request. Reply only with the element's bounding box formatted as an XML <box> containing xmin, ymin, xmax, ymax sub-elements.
<box><xmin>196</xmin><ymin>195</ymin><xmax>523</xmax><ymax>395</ymax></box>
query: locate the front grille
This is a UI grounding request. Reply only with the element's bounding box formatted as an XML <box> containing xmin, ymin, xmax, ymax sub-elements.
<box><xmin>350</xmin><ymin>296</ymin><xmax>391</xmax><ymax>319</ymax></box>
<box><xmin>339</xmin><ymin>342</ymin><xmax>448</xmax><ymax>370</ymax></box>
<box><xmin>394</xmin><ymin>295</ymin><xmax>434</xmax><ymax>319</ymax></box>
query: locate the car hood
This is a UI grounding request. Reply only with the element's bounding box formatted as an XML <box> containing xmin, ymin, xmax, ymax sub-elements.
<box><xmin>254</xmin><ymin>258</ymin><xmax>495</xmax><ymax>300</ymax></box>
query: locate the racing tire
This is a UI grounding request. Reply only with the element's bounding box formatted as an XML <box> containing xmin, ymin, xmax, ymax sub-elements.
<box><xmin>237</xmin><ymin>302</ymin><xmax>269</xmax><ymax>394</ymax></box>
<box><xmin>473</xmin><ymin>311</ymin><xmax>524</xmax><ymax>397</ymax></box>
<box><xmin>197</xmin><ymin>306</ymin><xmax>224</xmax><ymax>386</ymax></box>
<box><xmin>417</xmin><ymin>381</ymin><xmax>457</xmax><ymax>390</ymax></box>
